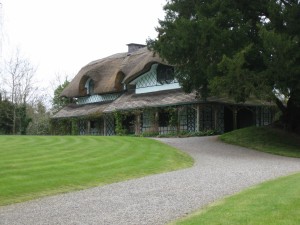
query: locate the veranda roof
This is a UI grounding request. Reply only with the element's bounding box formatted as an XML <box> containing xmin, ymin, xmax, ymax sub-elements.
<box><xmin>103</xmin><ymin>89</ymin><xmax>274</xmax><ymax>113</ymax></box>
<box><xmin>53</xmin><ymin>88</ymin><xmax>274</xmax><ymax>118</ymax></box>
<box><xmin>52</xmin><ymin>102</ymin><xmax>111</xmax><ymax>118</ymax></box>
<box><xmin>103</xmin><ymin>89</ymin><xmax>198</xmax><ymax>112</ymax></box>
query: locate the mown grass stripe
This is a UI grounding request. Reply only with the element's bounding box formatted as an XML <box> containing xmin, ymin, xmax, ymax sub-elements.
<box><xmin>172</xmin><ymin>173</ymin><xmax>300</xmax><ymax>225</ymax></box>
<box><xmin>0</xmin><ymin>135</ymin><xmax>193</xmax><ymax>206</ymax></box>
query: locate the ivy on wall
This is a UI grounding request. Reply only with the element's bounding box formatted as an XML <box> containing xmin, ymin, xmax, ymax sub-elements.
<box><xmin>146</xmin><ymin>108</ymin><xmax>158</xmax><ymax>132</ymax></box>
<box><xmin>50</xmin><ymin>118</ymin><xmax>72</xmax><ymax>135</ymax></box>
<box><xmin>114</xmin><ymin>111</ymin><xmax>125</xmax><ymax>135</ymax></box>
<box><xmin>71</xmin><ymin>118</ymin><xmax>79</xmax><ymax>135</ymax></box>
<box><xmin>50</xmin><ymin>111</ymin><xmax>105</xmax><ymax>135</ymax></box>
<box><xmin>167</xmin><ymin>107</ymin><xmax>178</xmax><ymax>127</ymax></box>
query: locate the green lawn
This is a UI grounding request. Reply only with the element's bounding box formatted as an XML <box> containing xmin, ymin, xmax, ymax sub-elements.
<box><xmin>170</xmin><ymin>126</ymin><xmax>300</xmax><ymax>225</ymax></box>
<box><xmin>172</xmin><ymin>173</ymin><xmax>300</xmax><ymax>225</ymax></box>
<box><xmin>0</xmin><ymin>136</ymin><xmax>193</xmax><ymax>206</ymax></box>
<box><xmin>220</xmin><ymin>126</ymin><xmax>300</xmax><ymax>157</ymax></box>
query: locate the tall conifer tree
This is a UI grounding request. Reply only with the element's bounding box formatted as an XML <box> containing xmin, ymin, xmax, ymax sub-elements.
<box><xmin>148</xmin><ymin>0</ymin><xmax>300</xmax><ymax>132</ymax></box>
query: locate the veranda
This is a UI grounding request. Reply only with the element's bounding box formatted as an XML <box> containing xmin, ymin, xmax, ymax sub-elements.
<box><xmin>50</xmin><ymin>103</ymin><xmax>274</xmax><ymax>136</ymax></box>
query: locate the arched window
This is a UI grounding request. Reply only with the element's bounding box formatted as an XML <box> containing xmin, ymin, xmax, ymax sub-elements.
<box><xmin>85</xmin><ymin>78</ymin><xmax>94</xmax><ymax>95</ymax></box>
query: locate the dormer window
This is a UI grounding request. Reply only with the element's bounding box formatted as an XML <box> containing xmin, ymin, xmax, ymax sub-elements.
<box><xmin>85</xmin><ymin>78</ymin><xmax>95</xmax><ymax>95</ymax></box>
<box><xmin>129</xmin><ymin>63</ymin><xmax>180</xmax><ymax>94</ymax></box>
<box><xmin>157</xmin><ymin>65</ymin><xmax>175</xmax><ymax>84</ymax></box>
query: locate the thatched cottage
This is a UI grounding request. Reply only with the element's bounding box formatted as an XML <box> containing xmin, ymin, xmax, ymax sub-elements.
<box><xmin>52</xmin><ymin>44</ymin><xmax>274</xmax><ymax>135</ymax></box>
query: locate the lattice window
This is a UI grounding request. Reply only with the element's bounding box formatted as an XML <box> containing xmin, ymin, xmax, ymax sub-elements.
<box><xmin>216</xmin><ymin>105</ymin><xmax>224</xmax><ymax>133</ymax></box>
<box><xmin>105</xmin><ymin>115</ymin><xmax>115</xmax><ymax>136</ymax></box>
<box><xmin>262</xmin><ymin>107</ymin><xmax>273</xmax><ymax>125</ymax></box>
<box><xmin>179</xmin><ymin>106</ymin><xmax>188</xmax><ymax>131</ymax></box>
<box><xmin>135</xmin><ymin>64</ymin><xmax>178</xmax><ymax>89</ymax></box>
<box><xmin>78</xmin><ymin>120</ymin><xmax>87</xmax><ymax>135</ymax></box>
<box><xmin>256</xmin><ymin>106</ymin><xmax>273</xmax><ymax>126</ymax></box>
<box><xmin>136</xmin><ymin>64</ymin><xmax>158</xmax><ymax>88</ymax></box>
<box><xmin>203</xmin><ymin>106</ymin><xmax>213</xmax><ymax>130</ymax></box>
<box><xmin>77</xmin><ymin>93</ymin><xmax>121</xmax><ymax>105</ymax></box>
<box><xmin>141</xmin><ymin>110</ymin><xmax>154</xmax><ymax>132</ymax></box>
<box><xmin>97</xmin><ymin>118</ymin><xmax>104</xmax><ymax>135</ymax></box>
<box><xmin>198</xmin><ymin>105</ymin><xmax>216</xmax><ymax>131</ymax></box>
<box><xmin>186</xmin><ymin>106</ymin><xmax>196</xmax><ymax>132</ymax></box>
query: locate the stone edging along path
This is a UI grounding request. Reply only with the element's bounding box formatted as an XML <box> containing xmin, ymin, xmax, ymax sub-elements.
<box><xmin>1</xmin><ymin>136</ymin><xmax>300</xmax><ymax>225</ymax></box>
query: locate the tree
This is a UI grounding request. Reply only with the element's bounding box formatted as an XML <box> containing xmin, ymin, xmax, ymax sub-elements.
<box><xmin>1</xmin><ymin>50</ymin><xmax>37</xmax><ymax>134</ymax></box>
<box><xmin>148</xmin><ymin>0</ymin><xmax>300</xmax><ymax>132</ymax></box>
<box><xmin>52</xmin><ymin>79</ymin><xmax>71</xmax><ymax>113</ymax></box>
<box><xmin>27</xmin><ymin>101</ymin><xmax>50</xmax><ymax>135</ymax></box>
<box><xmin>0</xmin><ymin>97</ymin><xmax>14</xmax><ymax>134</ymax></box>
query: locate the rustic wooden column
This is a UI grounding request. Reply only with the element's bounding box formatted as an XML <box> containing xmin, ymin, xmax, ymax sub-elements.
<box><xmin>176</xmin><ymin>107</ymin><xmax>180</xmax><ymax>134</ymax></box>
<box><xmin>154</xmin><ymin>111</ymin><xmax>159</xmax><ymax>133</ymax></box>
<box><xmin>214</xmin><ymin>106</ymin><xmax>218</xmax><ymax>130</ymax></box>
<box><xmin>135</xmin><ymin>113</ymin><xmax>141</xmax><ymax>135</ymax></box>
<box><xmin>87</xmin><ymin>121</ymin><xmax>91</xmax><ymax>134</ymax></box>
<box><xmin>103</xmin><ymin>116</ymin><xmax>107</xmax><ymax>136</ymax></box>
<box><xmin>233</xmin><ymin>107</ymin><xmax>238</xmax><ymax>130</ymax></box>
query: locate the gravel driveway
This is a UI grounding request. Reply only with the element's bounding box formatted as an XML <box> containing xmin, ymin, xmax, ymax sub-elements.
<box><xmin>1</xmin><ymin>136</ymin><xmax>300</xmax><ymax>225</ymax></box>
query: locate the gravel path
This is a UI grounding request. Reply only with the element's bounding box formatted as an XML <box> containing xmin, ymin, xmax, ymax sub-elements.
<box><xmin>1</xmin><ymin>136</ymin><xmax>300</xmax><ymax>225</ymax></box>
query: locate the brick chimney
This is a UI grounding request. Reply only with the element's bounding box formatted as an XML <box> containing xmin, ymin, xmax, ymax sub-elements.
<box><xmin>127</xmin><ymin>43</ymin><xmax>146</xmax><ymax>54</ymax></box>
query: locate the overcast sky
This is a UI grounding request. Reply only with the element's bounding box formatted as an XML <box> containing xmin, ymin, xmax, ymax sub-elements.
<box><xmin>1</xmin><ymin>0</ymin><xmax>166</xmax><ymax>92</ymax></box>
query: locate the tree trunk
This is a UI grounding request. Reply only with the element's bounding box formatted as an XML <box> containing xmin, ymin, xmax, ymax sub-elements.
<box><xmin>13</xmin><ymin>105</ymin><xmax>16</xmax><ymax>135</ymax></box>
<box><xmin>286</xmin><ymin>91</ymin><xmax>300</xmax><ymax>134</ymax></box>
<box><xmin>276</xmin><ymin>91</ymin><xmax>300</xmax><ymax>134</ymax></box>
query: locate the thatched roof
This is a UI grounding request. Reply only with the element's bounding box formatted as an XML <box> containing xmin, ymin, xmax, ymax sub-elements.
<box><xmin>61</xmin><ymin>47</ymin><xmax>166</xmax><ymax>98</ymax></box>
<box><xmin>54</xmin><ymin>45</ymin><xmax>274</xmax><ymax>119</ymax></box>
